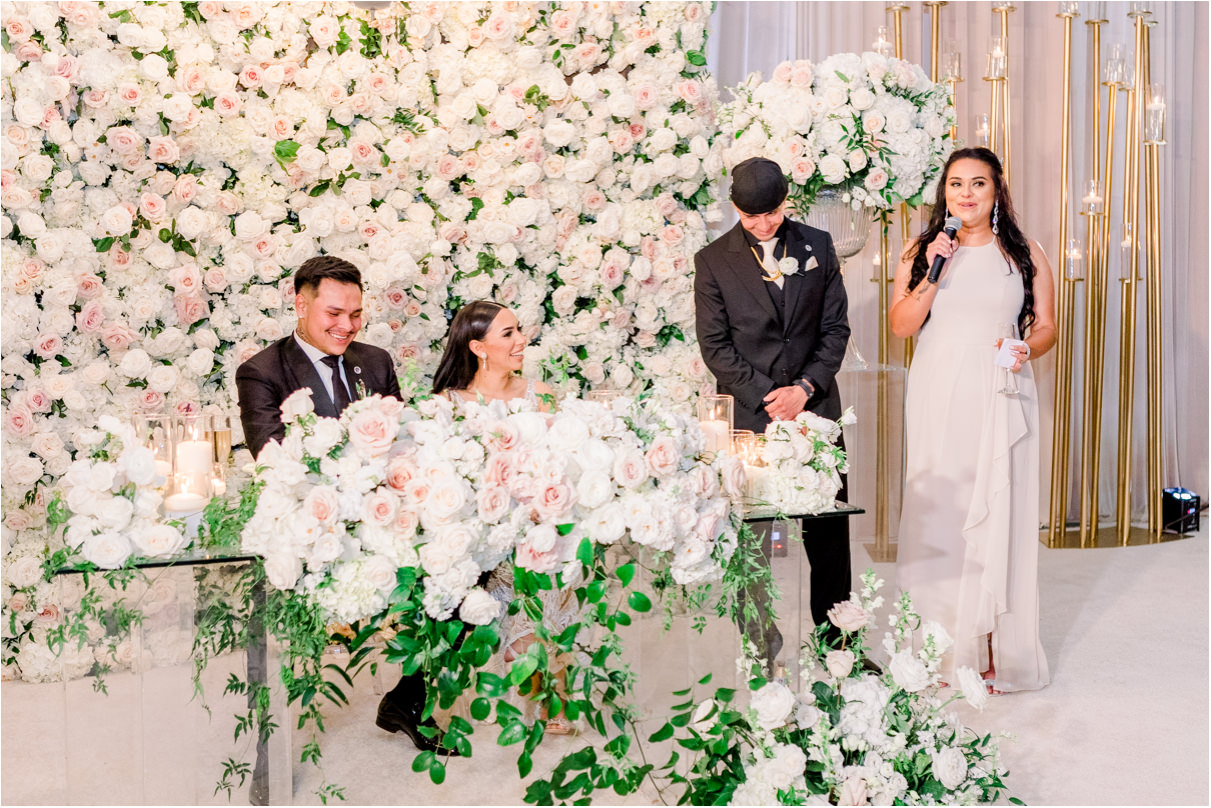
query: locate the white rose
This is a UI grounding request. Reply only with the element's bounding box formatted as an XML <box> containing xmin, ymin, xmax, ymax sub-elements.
<box><xmin>7</xmin><ymin>556</ymin><xmax>42</xmax><ymax>589</ymax></box>
<box><xmin>131</xmin><ymin>523</ymin><xmax>187</xmax><ymax>557</ymax></box>
<box><xmin>931</xmin><ymin>746</ymin><xmax>968</xmax><ymax>790</ymax></box>
<box><xmin>118</xmin><ymin>349</ymin><xmax>152</xmax><ymax>378</ymax></box>
<box><xmin>955</xmin><ymin>665</ymin><xmax>989</xmax><ymax>711</ymax></box>
<box><xmin>361</xmin><ymin>554</ymin><xmax>398</xmax><ymax>592</ymax></box>
<box><xmin>576</xmin><ymin>469</ymin><xmax>613</xmax><ymax>510</ymax></box>
<box><xmin>888</xmin><ymin>649</ymin><xmax>931</xmax><ymax>693</ymax></box>
<box><xmin>303</xmin><ymin>418</ymin><xmax>344</xmax><ymax>456</ymax></box>
<box><xmin>81</xmin><ymin>532</ymin><xmax>133</xmax><ymax>569</ymax></box>
<box><xmin>146</xmin><ymin>363</ymin><xmax>179</xmax><ymax>393</ymax></box>
<box><xmin>95</xmin><ymin>496</ymin><xmax>135</xmax><ymax>531</ymax></box>
<box><xmin>750</xmin><ymin>681</ymin><xmax>796</xmax><ymax>730</ymax></box>
<box><xmin>459</xmin><ymin>588</ymin><xmax>501</xmax><ymax>626</ymax></box>
<box><xmin>264</xmin><ymin>553</ymin><xmax>302</xmax><ymax>590</ymax></box>
<box><xmin>280</xmin><ymin>388</ymin><xmax>315</xmax><ymax>421</ymax></box>
<box><xmin>825</xmin><ymin>648</ymin><xmax>855</xmax><ymax>679</ymax></box>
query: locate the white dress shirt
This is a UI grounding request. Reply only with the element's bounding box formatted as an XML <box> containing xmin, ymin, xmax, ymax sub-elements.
<box><xmin>294</xmin><ymin>332</ymin><xmax>351</xmax><ymax>405</ymax></box>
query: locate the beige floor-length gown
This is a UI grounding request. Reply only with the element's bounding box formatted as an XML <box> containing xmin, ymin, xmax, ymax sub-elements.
<box><xmin>897</xmin><ymin>239</ymin><xmax>1050</xmax><ymax>692</ymax></box>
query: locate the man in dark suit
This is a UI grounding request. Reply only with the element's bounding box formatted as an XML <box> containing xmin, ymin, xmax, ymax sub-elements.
<box><xmin>235</xmin><ymin>256</ymin><xmax>453</xmax><ymax>755</ymax></box>
<box><xmin>694</xmin><ymin>157</ymin><xmax>852</xmax><ymax>666</ymax></box>
<box><xmin>235</xmin><ymin>255</ymin><xmax>401</xmax><ymax>457</ymax></box>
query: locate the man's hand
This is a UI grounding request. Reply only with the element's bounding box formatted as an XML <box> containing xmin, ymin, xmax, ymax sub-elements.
<box><xmin>763</xmin><ymin>385</ymin><xmax>808</xmax><ymax>422</ymax></box>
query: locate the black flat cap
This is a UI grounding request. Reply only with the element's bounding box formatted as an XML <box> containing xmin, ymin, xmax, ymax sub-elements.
<box><xmin>730</xmin><ymin>157</ymin><xmax>788</xmax><ymax>215</ymax></box>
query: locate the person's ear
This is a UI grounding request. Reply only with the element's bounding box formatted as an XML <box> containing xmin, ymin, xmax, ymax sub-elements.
<box><xmin>468</xmin><ymin>339</ymin><xmax>485</xmax><ymax>360</ymax></box>
<box><xmin>294</xmin><ymin>292</ymin><xmax>307</xmax><ymax>315</ymax></box>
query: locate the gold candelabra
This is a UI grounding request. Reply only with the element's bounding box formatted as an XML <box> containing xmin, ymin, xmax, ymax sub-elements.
<box><xmin>1143</xmin><ymin>64</ymin><xmax>1166</xmax><ymax>539</ymax></box>
<box><xmin>1046</xmin><ymin>3</ymin><xmax>1080</xmax><ymax>548</ymax></box>
<box><xmin>987</xmin><ymin>4</ymin><xmax>1015</xmax><ymax>186</ymax></box>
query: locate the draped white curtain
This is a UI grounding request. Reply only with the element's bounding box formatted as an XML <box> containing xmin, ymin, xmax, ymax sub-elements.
<box><xmin>706</xmin><ymin>2</ymin><xmax>1208</xmax><ymax>529</ymax></box>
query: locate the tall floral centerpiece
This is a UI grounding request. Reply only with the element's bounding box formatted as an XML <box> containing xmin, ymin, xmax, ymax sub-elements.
<box><xmin>717</xmin><ymin>54</ymin><xmax>955</xmax><ymax>216</ymax></box>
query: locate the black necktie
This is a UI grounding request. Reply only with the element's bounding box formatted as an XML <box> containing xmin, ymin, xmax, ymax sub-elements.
<box><xmin>320</xmin><ymin>355</ymin><xmax>352</xmax><ymax>413</ymax></box>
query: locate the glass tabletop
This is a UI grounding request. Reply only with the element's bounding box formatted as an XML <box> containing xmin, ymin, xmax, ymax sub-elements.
<box><xmin>53</xmin><ymin>548</ymin><xmax>257</xmax><ymax>576</ymax></box>
<box><xmin>740</xmin><ymin>501</ymin><xmax>866</xmax><ymax>523</ymax></box>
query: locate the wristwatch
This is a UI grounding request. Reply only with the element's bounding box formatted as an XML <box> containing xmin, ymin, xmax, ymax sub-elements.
<box><xmin>794</xmin><ymin>378</ymin><xmax>814</xmax><ymax>398</ymax></box>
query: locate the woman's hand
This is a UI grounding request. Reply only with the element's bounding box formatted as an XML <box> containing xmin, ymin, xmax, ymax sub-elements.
<box><xmin>924</xmin><ymin>230</ymin><xmax>957</xmax><ymax>275</ymax></box>
<box><xmin>994</xmin><ymin>338</ymin><xmax>1030</xmax><ymax>372</ymax></box>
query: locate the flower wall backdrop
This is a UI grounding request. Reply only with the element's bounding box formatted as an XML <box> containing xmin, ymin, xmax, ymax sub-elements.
<box><xmin>0</xmin><ymin>1</ymin><xmax>721</xmax><ymax>679</ymax></box>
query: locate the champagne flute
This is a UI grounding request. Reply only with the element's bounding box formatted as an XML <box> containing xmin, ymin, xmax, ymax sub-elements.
<box><xmin>996</xmin><ymin>322</ymin><xmax>1020</xmax><ymax>395</ymax></box>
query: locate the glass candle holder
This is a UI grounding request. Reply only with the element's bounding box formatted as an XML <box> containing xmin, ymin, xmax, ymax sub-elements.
<box><xmin>585</xmin><ymin>389</ymin><xmax>621</xmax><ymax>403</ymax></box>
<box><xmin>944</xmin><ymin>47</ymin><xmax>962</xmax><ymax>81</ymax></box>
<box><xmin>1119</xmin><ymin>223</ymin><xmax>1137</xmax><ymax>280</ymax></box>
<box><xmin>132</xmin><ymin>414</ymin><xmax>174</xmax><ymax>487</ymax></box>
<box><xmin>985</xmin><ymin>36</ymin><xmax>1007</xmax><ymax>79</ymax></box>
<box><xmin>167</xmin><ymin>414</ymin><xmax>213</xmax><ymax>513</ymax></box>
<box><xmin>973</xmin><ymin>112</ymin><xmax>991</xmax><ymax>146</ymax></box>
<box><xmin>1128</xmin><ymin>1</ymin><xmax>1151</xmax><ymax>17</ymax></box>
<box><xmin>1057</xmin><ymin>1</ymin><xmax>1080</xmax><ymax>15</ymax></box>
<box><xmin>872</xmin><ymin>25</ymin><xmax>892</xmax><ymax>57</ymax></box>
<box><xmin>1087</xmin><ymin>1</ymin><xmax>1107</xmax><ymax>22</ymax></box>
<box><xmin>1104</xmin><ymin>43</ymin><xmax>1128</xmax><ymax>85</ymax></box>
<box><xmin>1081</xmin><ymin>178</ymin><xmax>1105</xmax><ymax>215</ymax></box>
<box><xmin>1065</xmin><ymin>238</ymin><xmax>1085</xmax><ymax>280</ymax></box>
<box><xmin>697</xmin><ymin>394</ymin><xmax>734</xmax><ymax>455</ymax></box>
<box><xmin>1145</xmin><ymin>84</ymin><xmax>1166</xmax><ymax>144</ymax></box>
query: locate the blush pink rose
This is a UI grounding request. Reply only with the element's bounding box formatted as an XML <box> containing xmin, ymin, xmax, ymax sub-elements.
<box><xmin>348</xmin><ymin>408</ymin><xmax>395</xmax><ymax>456</ymax></box>
<box><xmin>534</xmin><ymin>482</ymin><xmax>575</xmax><ymax>520</ymax></box>
<box><xmin>147</xmin><ymin>136</ymin><xmax>180</xmax><ymax>164</ymax></box>
<box><xmin>76</xmin><ymin>272</ymin><xmax>103</xmax><ymax>299</ymax></box>
<box><xmin>138</xmin><ymin>389</ymin><xmax>166</xmax><ymax>410</ymax></box>
<box><xmin>5</xmin><ymin>406</ymin><xmax>35</xmax><ymax>437</ymax></box>
<box><xmin>515</xmin><ymin>540</ymin><xmax>560</xmax><ymax>573</ymax></box>
<box><xmin>363</xmin><ymin>491</ymin><xmax>397</xmax><ymax>527</ymax></box>
<box><xmin>476</xmin><ymin>485</ymin><xmax>510</xmax><ymax>524</ymax></box>
<box><xmin>75</xmin><ymin>300</ymin><xmax>106</xmax><ymax>332</ymax></box>
<box><xmin>484</xmin><ymin>452</ymin><xmax>515</xmax><ymax>487</ymax></box>
<box><xmin>33</xmin><ymin>333</ymin><xmax>62</xmax><ymax>359</ymax></box>
<box><xmin>395</xmin><ymin>507</ymin><xmax>419</xmax><ymax>537</ymax></box>
<box><xmin>385</xmin><ymin>455</ymin><xmax>417</xmax><ymax>491</ymax></box>
<box><xmin>613</xmin><ymin>449</ymin><xmax>649</xmax><ymax>490</ymax></box>
<box><xmin>646</xmin><ymin>435</ymin><xmax>681</xmax><ymax>477</ymax></box>
<box><xmin>305</xmin><ymin>486</ymin><xmax>340</xmax><ymax>525</ymax></box>
<box><xmin>174</xmin><ymin>294</ymin><xmax>207</xmax><ymax>326</ymax></box>
<box><xmin>100</xmin><ymin>323</ymin><xmax>135</xmax><ymax>351</ymax></box>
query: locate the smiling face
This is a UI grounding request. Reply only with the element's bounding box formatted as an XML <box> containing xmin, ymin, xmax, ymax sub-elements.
<box><xmin>943</xmin><ymin>157</ymin><xmax>998</xmax><ymax>230</ymax></box>
<box><xmin>470</xmin><ymin>307</ymin><xmax>525</xmax><ymax>372</ymax></box>
<box><xmin>735</xmin><ymin>202</ymin><xmax>785</xmax><ymax>242</ymax></box>
<box><xmin>295</xmin><ymin>278</ymin><xmax>363</xmax><ymax>355</ymax></box>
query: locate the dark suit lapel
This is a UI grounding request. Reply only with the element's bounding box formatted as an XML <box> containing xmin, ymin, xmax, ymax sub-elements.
<box><xmin>343</xmin><ymin>345</ymin><xmax>366</xmax><ymax>401</ymax></box>
<box><xmin>780</xmin><ymin>226</ymin><xmax>814</xmax><ymax>335</ymax></box>
<box><xmin>283</xmin><ymin>336</ymin><xmax>339</xmax><ymax>417</ymax></box>
<box><xmin>725</xmin><ymin>224</ymin><xmax>780</xmax><ymax>324</ymax></box>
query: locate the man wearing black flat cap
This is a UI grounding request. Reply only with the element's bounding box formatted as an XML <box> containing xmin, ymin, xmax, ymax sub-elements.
<box><xmin>693</xmin><ymin>156</ymin><xmax>852</xmax><ymax>666</ymax></box>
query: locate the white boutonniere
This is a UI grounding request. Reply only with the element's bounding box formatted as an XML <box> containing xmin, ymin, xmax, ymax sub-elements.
<box><xmin>778</xmin><ymin>255</ymin><xmax>818</xmax><ymax>277</ymax></box>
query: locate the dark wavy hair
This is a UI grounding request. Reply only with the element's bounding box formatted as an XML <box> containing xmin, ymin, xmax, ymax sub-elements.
<box><xmin>431</xmin><ymin>300</ymin><xmax>505</xmax><ymax>394</ymax></box>
<box><xmin>907</xmin><ymin>147</ymin><xmax>1036</xmax><ymax>334</ymax></box>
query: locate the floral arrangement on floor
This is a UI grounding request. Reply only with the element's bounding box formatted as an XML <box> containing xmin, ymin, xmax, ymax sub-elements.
<box><xmin>744</xmin><ymin>408</ymin><xmax>854</xmax><ymax>515</ymax></box>
<box><xmin>718</xmin><ymin>53</ymin><xmax>955</xmax><ymax>214</ymax></box>
<box><xmin>0</xmin><ymin>0</ymin><xmax>721</xmax><ymax>679</ymax></box>
<box><xmin>625</xmin><ymin>571</ymin><xmax>1013</xmax><ymax>806</ymax></box>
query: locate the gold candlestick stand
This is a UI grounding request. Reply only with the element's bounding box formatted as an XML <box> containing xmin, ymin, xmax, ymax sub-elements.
<box><xmin>1046</xmin><ymin>6</ymin><xmax>1080</xmax><ymax>547</ymax></box>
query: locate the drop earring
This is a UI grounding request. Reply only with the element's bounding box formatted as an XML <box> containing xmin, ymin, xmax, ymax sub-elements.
<box><xmin>991</xmin><ymin>201</ymin><xmax>1000</xmax><ymax>236</ymax></box>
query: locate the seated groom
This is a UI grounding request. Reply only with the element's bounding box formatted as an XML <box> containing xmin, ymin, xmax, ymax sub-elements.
<box><xmin>235</xmin><ymin>256</ymin><xmax>454</xmax><ymax>755</ymax></box>
<box><xmin>693</xmin><ymin>157</ymin><xmax>853</xmax><ymax>667</ymax></box>
<box><xmin>235</xmin><ymin>255</ymin><xmax>401</xmax><ymax>456</ymax></box>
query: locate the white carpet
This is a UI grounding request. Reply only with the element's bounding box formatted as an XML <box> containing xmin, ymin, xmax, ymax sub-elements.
<box><xmin>3</xmin><ymin>533</ymin><xmax>1207</xmax><ymax>806</ymax></box>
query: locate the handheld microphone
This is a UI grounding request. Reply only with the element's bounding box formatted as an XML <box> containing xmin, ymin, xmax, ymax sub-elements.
<box><xmin>926</xmin><ymin>216</ymin><xmax>962</xmax><ymax>284</ymax></box>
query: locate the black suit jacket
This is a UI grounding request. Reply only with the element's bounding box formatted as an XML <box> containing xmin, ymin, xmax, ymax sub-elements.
<box><xmin>693</xmin><ymin>218</ymin><xmax>850</xmax><ymax>432</ymax></box>
<box><xmin>235</xmin><ymin>335</ymin><xmax>402</xmax><ymax>457</ymax></box>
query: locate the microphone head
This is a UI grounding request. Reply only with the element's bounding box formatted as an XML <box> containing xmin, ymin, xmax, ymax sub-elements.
<box><xmin>943</xmin><ymin>215</ymin><xmax>962</xmax><ymax>236</ymax></box>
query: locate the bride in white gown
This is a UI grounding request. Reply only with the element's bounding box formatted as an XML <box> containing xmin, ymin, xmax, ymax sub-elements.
<box><xmin>431</xmin><ymin>300</ymin><xmax>579</xmax><ymax>732</ymax></box>
<box><xmin>889</xmin><ymin>148</ymin><xmax>1056</xmax><ymax>693</ymax></box>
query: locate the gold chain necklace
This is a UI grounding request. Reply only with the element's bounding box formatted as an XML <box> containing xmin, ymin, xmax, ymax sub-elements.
<box><xmin>750</xmin><ymin>244</ymin><xmax>782</xmax><ymax>283</ymax></box>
